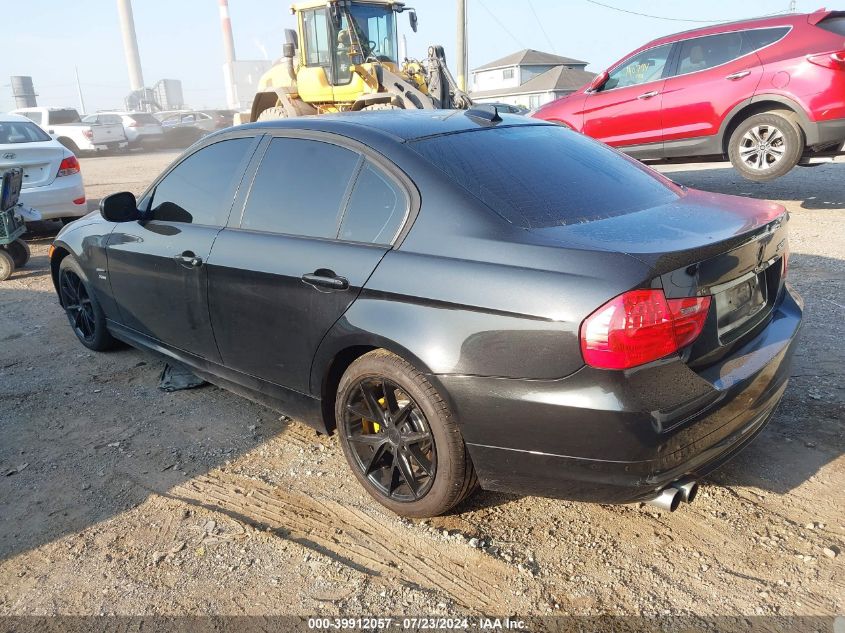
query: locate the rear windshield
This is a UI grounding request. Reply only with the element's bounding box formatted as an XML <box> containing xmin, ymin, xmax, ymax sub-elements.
<box><xmin>129</xmin><ymin>113</ymin><xmax>160</xmax><ymax>125</ymax></box>
<box><xmin>48</xmin><ymin>109</ymin><xmax>81</xmax><ymax>124</ymax></box>
<box><xmin>0</xmin><ymin>120</ymin><xmax>51</xmax><ymax>144</ymax></box>
<box><xmin>409</xmin><ymin>125</ymin><xmax>679</xmax><ymax>228</ymax></box>
<box><xmin>818</xmin><ymin>15</ymin><xmax>845</xmax><ymax>35</ymax></box>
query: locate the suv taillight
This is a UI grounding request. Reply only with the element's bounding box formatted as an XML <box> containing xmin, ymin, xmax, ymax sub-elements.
<box><xmin>580</xmin><ymin>289</ymin><xmax>711</xmax><ymax>370</ymax></box>
<box><xmin>82</xmin><ymin>129</ymin><xmax>94</xmax><ymax>140</ymax></box>
<box><xmin>807</xmin><ymin>50</ymin><xmax>845</xmax><ymax>70</ymax></box>
<box><xmin>57</xmin><ymin>155</ymin><xmax>80</xmax><ymax>177</ymax></box>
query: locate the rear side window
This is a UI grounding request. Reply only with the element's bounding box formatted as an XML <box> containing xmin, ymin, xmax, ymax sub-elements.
<box><xmin>676</xmin><ymin>32</ymin><xmax>743</xmax><ymax>75</ymax></box>
<box><xmin>0</xmin><ymin>121</ymin><xmax>51</xmax><ymax>143</ymax></box>
<box><xmin>817</xmin><ymin>16</ymin><xmax>845</xmax><ymax>35</ymax></box>
<box><xmin>241</xmin><ymin>137</ymin><xmax>360</xmax><ymax>238</ymax></box>
<box><xmin>740</xmin><ymin>27</ymin><xmax>790</xmax><ymax>55</ymax></box>
<box><xmin>149</xmin><ymin>138</ymin><xmax>254</xmax><ymax>226</ymax></box>
<box><xmin>409</xmin><ymin>125</ymin><xmax>678</xmax><ymax>228</ymax></box>
<box><xmin>339</xmin><ymin>163</ymin><xmax>408</xmax><ymax>244</ymax></box>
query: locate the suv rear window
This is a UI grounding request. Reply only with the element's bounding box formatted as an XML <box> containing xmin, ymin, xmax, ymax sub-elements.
<box><xmin>818</xmin><ymin>16</ymin><xmax>845</xmax><ymax>35</ymax></box>
<box><xmin>740</xmin><ymin>27</ymin><xmax>790</xmax><ymax>55</ymax></box>
<box><xmin>409</xmin><ymin>125</ymin><xmax>679</xmax><ymax>228</ymax></box>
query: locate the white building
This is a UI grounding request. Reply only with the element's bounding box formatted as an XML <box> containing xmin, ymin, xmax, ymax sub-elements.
<box><xmin>470</xmin><ymin>49</ymin><xmax>595</xmax><ymax>110</ymax></box>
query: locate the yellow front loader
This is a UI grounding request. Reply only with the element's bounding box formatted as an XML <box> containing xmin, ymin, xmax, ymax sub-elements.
<box><xmin>243</xmin><ymin>0</ymin><xmax>472</xmax><ymax>122</ymax></box>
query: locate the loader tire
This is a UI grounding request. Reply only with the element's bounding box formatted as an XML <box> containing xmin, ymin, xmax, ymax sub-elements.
<box><xmin>256</xmin><ymin>106</ymin><xmax>290</xmax><ymax>122</ymax></box>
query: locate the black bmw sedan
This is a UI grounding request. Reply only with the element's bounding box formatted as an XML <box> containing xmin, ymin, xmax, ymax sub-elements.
<box><xmin>50</xmin><ymin>109</ymin><xmax>802</xmax><ymax>518</ymax></box>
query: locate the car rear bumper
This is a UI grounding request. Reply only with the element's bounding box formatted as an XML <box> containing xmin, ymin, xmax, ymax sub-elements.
<box><xmin>805</xmin><ymin>116</ymin><xmax>845</xmax><ymax>149</ymax></box>
<box><xmin>19</xmin><ymin>175</ymin><xmax>87</xmax><ymax>220</ymax></box>
<box><xmin>441</xmin><ymin>285</ymin><xmax>803</xmax><ymax>504</ymax></box>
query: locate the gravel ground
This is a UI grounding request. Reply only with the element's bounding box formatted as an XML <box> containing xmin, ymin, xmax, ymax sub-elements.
<box><xmin>0</xmin><ymin>151</ymin><xmax>843</xmax><ymax>619</ymax></box>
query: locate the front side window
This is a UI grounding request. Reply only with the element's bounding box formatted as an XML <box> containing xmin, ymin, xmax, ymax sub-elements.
<box><xmin>339</xmin><ymin>162</ymin><xmax>408</xmax><ymax>244</ymax></box>
<box><xmin>148</xmin><ymin>138</ymin><xmax>254</xmax><ymax>226</ymax></box>
<box><xmin>676</xmin><ymin>32</ymin><xmax>743</xmax><ymax>75</ymax></box>
<box><xmin>0</xmin><ymin>121</ymin><xmax>51</xmax><ymax>143</ymax></box>
<box><xmin>303</xmin><ymin>8</ymin><xmax>332</xmax><ymax>68</ymax></box>
<box><xmin>603</xmin><ymin>43</ymin><xmax>673</xmax><ymax>90</ymax></box>
<box><xmin>241</xmin><ymin>137</ymin><xmax>360</xmax><ymax>238</ymax></box>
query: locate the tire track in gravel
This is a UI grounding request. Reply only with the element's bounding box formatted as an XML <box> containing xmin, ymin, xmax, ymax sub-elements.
<box><xmin>169</xmin><ymin>472</ymin><xmax>534</xmax><ymax>611</ymax></box>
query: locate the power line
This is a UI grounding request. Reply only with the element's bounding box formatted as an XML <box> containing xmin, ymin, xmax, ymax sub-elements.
<box><xmin>527</xmin><ymin>0</ymin><xmax>557</xmax><ymax>54</ymax></box>
<box><xmin>476</xmin><ymin>0</ymin><xmax>525</xmax><ymax>49</ymax></box>
<box><xmin>583</xmin><ymin>0</ymin><xmax>790</xmax><ymax>24</ymax></box>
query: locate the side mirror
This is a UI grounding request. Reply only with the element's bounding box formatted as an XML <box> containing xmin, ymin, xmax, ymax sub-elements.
<box><xmin>100</xmin><ymin>192</ymin><xmax>140</xmax><ymax>223</ymax></box>
<box><xmin>588</xmin><ymin>70</ymin><xmax>609</xmax><ymax>92</ymax></box>
<box><xmin>409</xmin><ymin>10</ymin><xmax>418</xmax><ymax>32</ymax></box>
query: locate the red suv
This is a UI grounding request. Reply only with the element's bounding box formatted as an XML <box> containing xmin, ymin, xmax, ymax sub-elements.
<box><xmin>532</xmin><ymin>9</ymin><xmax>845</xmax><ymax>181</ymax></box>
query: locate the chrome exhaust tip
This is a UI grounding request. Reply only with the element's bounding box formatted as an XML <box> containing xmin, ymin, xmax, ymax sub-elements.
<box><xmin>670</xmin><ymin>479</ymin><xmax>699</xmax><ymax>504</ymax></box>
<box><xmin>645</xmin><ymin>487</ymin><xmax>682</xmax><ymax>512</ymax></box>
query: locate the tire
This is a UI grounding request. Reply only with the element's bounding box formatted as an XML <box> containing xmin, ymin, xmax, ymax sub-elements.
<box><xmin>58</xmin><ymin>256</ymin><xmax>117</xmax><ymax>351</ymax></box>
<box><xmin>362</xmin><ymin>103</ymin><xmax>403</xmax><ymax>111</ymax></box>
<box><xmin>5</xmin><ymin>239</ymin><xmax>30</xmax><ymax>268</ymax></box>
<box><xmin>728</xmin><ymin>112</ymin><xmax>804</xmax><ymax>182</ymax></box>
<box><xmin>256</xmin><ymin>106</ymin><xmax>290</xmax><ymax>121</ymax></box>
<box><xmin>58</xmin><ymin>138</ymin><xmax>81</xmax><ymax>155</ymax></box>
<box><xmin>0</xmin><ymin>250</ymin><xmax>14</xmax><ymax>281</ymax></box>
<box><xmin>335</xmin><ymin>349</ymin><xmax>478</xmax><ymax>517</ymax></box>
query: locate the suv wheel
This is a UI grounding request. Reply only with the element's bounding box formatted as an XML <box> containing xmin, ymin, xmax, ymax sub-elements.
<box><xmin>335</xmin><ymin>350</ymin><xmax>478</xmax><ymax>518</ymax></box>
<box><xmin>728</xmin><ymin>112</ymin><xmax>803</xmax><ymax>182</ymax></box>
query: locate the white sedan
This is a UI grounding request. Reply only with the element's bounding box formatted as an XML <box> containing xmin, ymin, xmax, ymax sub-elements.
<box><xmin>0</xmin><ymin>113</ymin><xmax>87</xmax><ymax>223</ymax></box>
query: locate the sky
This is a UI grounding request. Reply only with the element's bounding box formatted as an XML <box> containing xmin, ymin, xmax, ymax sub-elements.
<box><xmin>0</xmin><ymin>0</ymin><xmax>811</xmax><ymax>113</ymax></box>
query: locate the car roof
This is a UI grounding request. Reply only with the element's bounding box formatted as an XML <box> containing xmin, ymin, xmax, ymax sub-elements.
<box><xmin>639</xmin><ymin>11</ymin><xmax>814</xmax><ymax>51</ymax></box>
<box><xmin>237</xmin><ymin>108</ymin><xmax>552</xmax><ymax>143</ymax></box>
<box><xmin>1</xmin><ymin>113</ymin><xmax>38</xmax><ymax>123</ymax></box>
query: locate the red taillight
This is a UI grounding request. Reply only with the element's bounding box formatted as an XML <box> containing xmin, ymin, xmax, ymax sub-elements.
<box><xmin>807</xmin><ymin>50</ymin><xmax>845</xmax><ymax>70</ymax></box>
<box><xmin>580</xmin><ymin>289</ymin><xmax>711</xmax><ymax>370</ymax></box>
<box><xmin>82</xmin><ymin>129</ymin><xmax>94</xmax><ymax>140</ymax></box>
<box><xmin>57</xmin><ymin>155</ymin><xmax>80</xmax><ymax>177</ymax></box>
<box><xmin>127</xmin><ymin>120</ymin><xmax>138</xmax><ymax>127</ymax></box>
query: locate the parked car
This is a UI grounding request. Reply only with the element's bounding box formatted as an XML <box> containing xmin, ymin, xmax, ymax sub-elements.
<box><xmin>10</xmin><ymin>107</ymin><xmax>127</xmax><ymax>155</ymax></box>
<box><xmin>50</xmin><ymin>110</ymin><xmax>802</xmax><ymax>517</ymax></box>
<box><xmin>0</xmin><ymin>114</ymin><xmax>86</xmax><ymax>224</ymax></box>
<box><xmin>155</xmin><ymin>110</ymin><xmax>216</xmax><ymax>147</ymax></box>
<box><xmin>82</xmin><ymin>112</ymin><xmax>164</xmax><ymax>149</ymax></box>
<box><xmin>532</xmin><ymin>9</ymin><xmax>845</xmax><ymax>181</ymax></box>
<box><xmin>201</xmin><ymin>109</ymin><xmax>238</xmax><ymax>130</ymax></box>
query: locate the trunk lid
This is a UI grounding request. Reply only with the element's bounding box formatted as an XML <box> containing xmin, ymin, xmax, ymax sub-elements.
<box><xmin>0</xmin><ymin>142</ymin><xmax>65</xmax><ymax>188</ymax></box>
<box><xmin>531</xmin><ymin>189</ymin><xmax>789</xmax><ymax>363</ymax></box>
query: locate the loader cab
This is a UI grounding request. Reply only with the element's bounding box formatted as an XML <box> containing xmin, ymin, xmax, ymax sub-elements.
<box><xmin>296</xmin><ymin>0</ymin><xmax>402</xmax><ymax>102</ymax></box>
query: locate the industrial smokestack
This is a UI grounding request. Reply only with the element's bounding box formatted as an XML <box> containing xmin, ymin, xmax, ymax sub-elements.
<box><xmin>117</xmin><ymin>0</ymin><xmax>145</xmax><ymax>91</ymax></box>
<box><xmin>10</xmin><ymin>76</ymin><xmax>38</xmax><ymax>108</ymax></box>
<box><xmin>219</xmin><ymin>0</ymin><xmax>239</xmax><ymax>110</ymax></box>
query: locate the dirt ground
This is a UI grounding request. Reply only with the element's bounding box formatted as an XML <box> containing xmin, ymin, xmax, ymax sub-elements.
<box><xmin>0</xmin><ymin>150</ymin><xmax>843</xmax><ymax>620</ymax></box>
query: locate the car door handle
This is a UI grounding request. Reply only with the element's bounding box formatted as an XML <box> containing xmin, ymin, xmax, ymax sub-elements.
<box><xmin>637</xmin><ymin>90</ymin><xmax>660</xmax><ymax>100</ymax></box>
<box><xmin>174</xmin><ymin>251</ymin><xmax>203</xmax><ymax>268</ymax></box>
<box><xmin>726</xmin><ymin>70</ymin><xmax>751</xmax><ymax>80</ymax></box>
<box><xmin>302</xmin><ymin>270</ymin><xmax>349</xmax><ymax>291</ymax></box>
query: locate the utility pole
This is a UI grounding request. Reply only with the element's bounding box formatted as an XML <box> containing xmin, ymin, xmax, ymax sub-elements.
<box><xmin>457</xmin><ymin>0</ymin><xmax>468</xmax><ymax>91</ymax></box>
<box><xmin>74</xmin><ymin>67</ymin><xmax>87</xmax><ymax>115</ymax></box>
<box><xmin>789</xmin><ymin>0</ymin><xmax>797</xmax><ymax>12</ymax></box>
<box><xmin>219</xmin><ymin>0</ymin><xmax>239</xmax><ymax>110</ymax></box>
<box><xmin>116</xmin><ymin>0</ymin><xmax>145</xmax><ymax>92</ymax></box>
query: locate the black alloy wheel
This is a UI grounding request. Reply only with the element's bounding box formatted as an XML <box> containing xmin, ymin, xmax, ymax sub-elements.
<box><xmin>60</xmin><ymin>268</ymin><xmax>97</xmax><ymax>344</ymax></box>
<box><xmin>343</xmin><ymin>377</ymin><xmax>437</xmax><ymax>502</ymax></box>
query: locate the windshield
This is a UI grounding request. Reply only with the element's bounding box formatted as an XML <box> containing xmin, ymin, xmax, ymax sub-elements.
<box><xmin>0</xmin><ymin>120</ymin><xmax>52</xmax><ymax>144</ymax></box>
<box><xmin>409</xmin><ymin>125</ymin><xmax>680</xmax><ymax>228</ymax></box>
<box><xmin>339</xmin><ymin>4</ymin><xmax>398</xmax><ymax>64</ymax></box>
